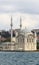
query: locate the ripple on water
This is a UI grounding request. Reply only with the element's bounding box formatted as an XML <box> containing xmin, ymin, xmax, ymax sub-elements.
<box><xmin>0</xmin><ymin>52</ymin><xmax>39</xmax><ymax>65</ymax></box>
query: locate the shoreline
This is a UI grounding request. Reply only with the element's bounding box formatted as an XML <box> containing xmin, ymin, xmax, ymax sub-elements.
<box><xmin>0</xmin><ymin>50</ymin><xmax>39</xmax><ymax>52</ymax></box>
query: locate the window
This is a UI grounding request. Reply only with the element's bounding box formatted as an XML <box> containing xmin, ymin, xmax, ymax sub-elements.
<box><xmin>27</xmin><ymin>38</ymin><xmax>28</xmax><ymax>42</ymax></box>
<box><xmin>18</xmin><ymin>39</ymin><xmax>19</xmax><ymax>42</ymax></box>
<box><xmin>29</xmin><ymin>39</ymin><xmax>31</xmax><ymax>42</ymax></box>
<box><xmin>23</xmin><ymin>38</ymin><xmax>24</xmax><ymax>43</ymax></box>
<box><xmin>32</xmin><ymin>39</ymin><xmax>34</xmax><ymax>42</ymax></box>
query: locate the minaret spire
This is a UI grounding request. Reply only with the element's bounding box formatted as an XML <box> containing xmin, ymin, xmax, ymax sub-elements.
<box><xmin>10</xmin><ymin>16</ymin><xmax>13</xmax><ymax>44</ymax></box>
<box><xmin>11</xmin><ymin>16</ymin><xmax>13</xmax><ymax>27</ymax></box>
<box><xmin>20</xmin><ymin>17</ymin><xmax>22</xmax><ymax>30</ymax></box>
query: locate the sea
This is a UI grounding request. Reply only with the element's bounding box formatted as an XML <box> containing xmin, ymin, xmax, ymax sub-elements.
<box><xmin>0</xmin><ymin>52</ymin><xmax>39</xmax><ymax>65</ymax></box>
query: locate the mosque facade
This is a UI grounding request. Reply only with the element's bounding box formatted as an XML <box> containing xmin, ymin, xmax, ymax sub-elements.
<box><xmin>12</xmin><ymin>29</ymin><xmax>37</xmax><ymax>51</ymax></box>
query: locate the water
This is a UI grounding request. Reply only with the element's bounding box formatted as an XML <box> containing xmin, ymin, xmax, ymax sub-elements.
<box><xmin>0</xmin><ymin>52</ymin><xmax>39</xmax><ymax>65</ymax></box>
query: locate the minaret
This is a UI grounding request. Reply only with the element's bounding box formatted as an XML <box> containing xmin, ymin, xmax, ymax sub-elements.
<box><xmin>10</xmin><ymin>16</ymin><xmax>13</xmax><ymax>44</ymax></box>
<box><xmin>20</xmin><ymin>17</ymin><xmax>22</xmax><ymax>30</ymax></box>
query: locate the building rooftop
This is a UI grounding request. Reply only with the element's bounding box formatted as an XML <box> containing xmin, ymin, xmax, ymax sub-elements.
<box><xmin>31</xmin><ymin>29</ymin><xmax>39</xmax><ymax>33</ymax></box>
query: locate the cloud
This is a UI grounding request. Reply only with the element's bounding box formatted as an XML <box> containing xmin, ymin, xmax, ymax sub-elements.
<box><xmin>0</xmin><ymin>0</ymin><xmax>39</xmax><ymax>14</ymax></box>
<box><xmin>0</xmin><ymin>5</ymin><xmax>16</xmax><ymax>13</ymax></box>
<box><xmin>21</xmin><ymin>14</ymin><xmax>39</xmax><ymax>29</ymax></box>
<box><xmin>0</xmin><ymin>0</ymin><xmax>39</xmax><ymax>30</ymax></box>
<box><xmin>0</xmin><ymin>13</ymin><xmax>39</xmax><ymax>30</ymax></box>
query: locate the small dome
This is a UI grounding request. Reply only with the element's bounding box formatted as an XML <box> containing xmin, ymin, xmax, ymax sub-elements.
<box><xmin>22</xmin><ymin>27</ymin><xmax>29</xmax><ymax>34</ymax></box>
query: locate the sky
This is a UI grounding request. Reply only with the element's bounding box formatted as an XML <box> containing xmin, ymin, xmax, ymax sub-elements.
<box><xmin>0</xmin><ymin>0</ymin><xmax>39</xmax><ymax>31</ymax></box>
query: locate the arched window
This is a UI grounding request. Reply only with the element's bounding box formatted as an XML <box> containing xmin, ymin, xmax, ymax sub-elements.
<box><xmin>32</xmin><ymin>38</ymin><xmax>34</xmax><ymax>42</ymax></box>
<box><xmin>27</xmin><ymin>38</ymin><xmax>28</xmax><ymax>42</ymax></box>
<box><xmin>23</xmin><ymin>38</ymin><xmax>24</xmax><ymax>43</ymax></box>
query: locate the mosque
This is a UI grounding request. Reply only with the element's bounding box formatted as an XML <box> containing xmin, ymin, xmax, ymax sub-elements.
<box><xmin>12</xmin><ymin>18</ymin><xmax>37</xmax><ymax>51</ymax></box>
<box><xmin>0</xmin><ymin>16</ymin><xmax>37</xmax><ymax>51</ymax></box>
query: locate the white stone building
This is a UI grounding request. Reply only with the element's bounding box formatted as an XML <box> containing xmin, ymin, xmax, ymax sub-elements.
<box><xmin>15</xmin><ymin>29</ymin><xmax>37</xmax><ymax>51</ymax></box>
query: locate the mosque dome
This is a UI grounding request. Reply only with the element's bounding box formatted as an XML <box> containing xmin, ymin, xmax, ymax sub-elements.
<box><xmin>21</xmin><ymin>27</ymin><xmax>29</xmax><ymax>34</ymax></box>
